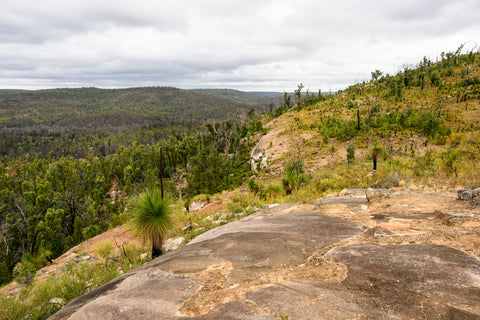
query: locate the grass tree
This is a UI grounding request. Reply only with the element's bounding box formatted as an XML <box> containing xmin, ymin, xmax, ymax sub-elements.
<box><xmin>371</xmin><ymin>144</ymin><xmax>383</xmax><ymax>171</ymax></box>
<box><xmin>282</xmin><ymin>154</ymin><xmax>310</xmax><ymax>195</ymax></box>
<box><xmin>128</xmin><ymin>189</ymin><xmax>173</xmax><ymax>259</ymax></box>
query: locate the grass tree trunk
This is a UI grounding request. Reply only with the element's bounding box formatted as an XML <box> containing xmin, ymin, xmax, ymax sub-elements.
<box><xmin>371</xmin><ymin>145</ymin><xmax>381</xmax><ymax>171</ymax></box>
<box><xmin>152</xmin><ymin>244</ymin><xmax>163</xmax><ymax>259</ymax></box>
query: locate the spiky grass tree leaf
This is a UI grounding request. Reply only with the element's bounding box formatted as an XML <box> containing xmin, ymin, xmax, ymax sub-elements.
<box><xmin>128</xmin><ymin>189</ymin><xmax>173</xmax><ymax>249</ymax></box>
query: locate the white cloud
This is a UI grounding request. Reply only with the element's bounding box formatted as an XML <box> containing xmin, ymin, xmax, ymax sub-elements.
<box><xmin>0</xmin><ymin>0</ymin><xmax>479</xmax><ymax>91</ymax></box>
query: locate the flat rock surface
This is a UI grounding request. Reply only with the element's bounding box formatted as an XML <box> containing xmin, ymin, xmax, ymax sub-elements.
<box><xmin>51</xmin><ymin>190</ymin><xmax>480</xmax><ymax>320</ymax></box>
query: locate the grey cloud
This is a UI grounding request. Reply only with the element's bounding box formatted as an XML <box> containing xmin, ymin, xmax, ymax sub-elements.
<box><xmin>0</xmin><ymin>0</ymin><xmax>478</xmax><ymax>91</ymax></box>
<box><xmin>0</xmin><ymin>0</ymin><xmax>190</xmax><ymax>43</ymax></box>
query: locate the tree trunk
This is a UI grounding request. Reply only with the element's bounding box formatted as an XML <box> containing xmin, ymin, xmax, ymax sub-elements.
<box><xmin>357</xmin><ymin>109</ymin><xmax>360</xmax><ymax>130</ymax></box>
<box><xmin>160</xmin><ymin>147</ymin><xmax>164</xmax><ymax>200</ymax></box>
<box><xmin>178</xmin><ymin>180</ymin><xmax>182</xmax><ymax>201</ymax></box>
<box><xmin>373</xmin><ymin>155</ymin><xmax>377</xmax><ymax>171</ymax></box>
<box><xmin>411</xmin><ymin>139</ymin><xmax>421</xmax><ymax>155</ymax></box>
<box><xmin>152</xmin><ymin>244</ymin><xmax>163</xmax><ymax>259</ymax></box>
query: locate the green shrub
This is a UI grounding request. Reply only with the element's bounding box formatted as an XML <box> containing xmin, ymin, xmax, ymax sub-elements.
<box><xmin>13</xmin><ymin>254</ymin><xmax>37</xmax><ymax>285</ymax></box>
<box><xmin>226</xmin><ymin>201</ymin><xmax>244</xmax><ymax>214</ymax></box>
<box><xmin>347</xmin><ymin>143</ymin><xmax>356</xmax><ymax>163</ymax></box>
<box><xmin>247</xmin><ymin>178</ymin><xmax>264</xmax><ymax>196</ymax></box>
<box><xmin>95</xmin><ymin>241</ymin><xmax>113</xmax><ymax>259</ymax></box>
<box><xmin>283</xmin><ymin>156</ymin><xmax>310</xmax><ymax>193</ymax></box>
<box><xmin>31</xmin><ymin>249</ymin><xmax>54</xmax><ymax>270</ymax></box>
<box><xmin>82</xmin><ymin>224</ymin><xmax>101</xmax><ymax>239</ymax></box>
<box><xmin>265</xmin><ymin>183</ymin><xmax>283</xmax><ymax>199</ymax></box>
<box><xmin>374</xmin><ymin>160</ymin><xmax>411</xmax><ymax>188</ymax></box>
<box><xmin>0</xmin><ymin>245</ymin><xmax>147</xmax><ymax>320</ymax></box>
<box><xmin>109</xmin><ymin>211</ymin><xmax>129</xmax><ymax>229</ymax></box>
<box><xmin>413</xmin><ymin>150</ymin><xmax>437</xmax><ymax>177</ymax></box>
<box><xmin>315</xmin><ymin>173</ymin><xmax>339</xmax><ymax>193</ymax></box>
<box><xmin>193</xmin><ymin>193</ymin><xmax>211</xmax><ymax>203</ymax></box>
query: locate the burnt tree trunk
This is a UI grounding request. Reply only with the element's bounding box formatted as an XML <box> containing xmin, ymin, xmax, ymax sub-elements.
<box><xmin>357</xmin><ymin>109</ymin><xmax>360</xmax><ymax>130</ymax></box>
<box><xmin>160</xmin><ymin>147</ymin><xmax>164</xmax><ymax>200</ymax></box>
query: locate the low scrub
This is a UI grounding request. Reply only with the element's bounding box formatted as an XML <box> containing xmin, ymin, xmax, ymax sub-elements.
<box><xmin>0</xmin><ymin>243</ymin><xmax>147</xmax><ymax>320</ymax></box>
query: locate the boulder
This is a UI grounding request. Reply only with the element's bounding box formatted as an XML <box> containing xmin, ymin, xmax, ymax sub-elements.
<box><xmin>458</xmin><ymin>189</ymin><xmax>473</xmax><ymax>200</ymax></box>
<box><xmin>436</xmin><ymin>212</ymin><xmax>480</xmax><ymax>226</ymax></box>
<box><xmin>163</xmin><ymin>237</ymin><xmax>185</xmax><ymax>251</ymax></box>
<box><xmin>457</xmin><ymin>187</ymin><xmax>480</xmax><ymax>205</ymax></box>
<box><xmin>365</xmin><ymin>188</ymin><xmax>391</xmax><ymax>202</ymax></box>
<box><xmin>472</xmin><ymin>187</ymin><xmax>480</xmax><ymax>198</ymax></box>
<box><xmin>315</xmin><ymin>194</ymin><xmax>367</xmax><ymax>210</ymax></box>
<box><xmin>472</xmin><ymin>197</ymin><xmax>480</xmax><ymax>206</ymax></box>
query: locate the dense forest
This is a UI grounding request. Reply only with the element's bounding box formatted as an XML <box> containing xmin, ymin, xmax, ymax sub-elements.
<box><xmin>190</xmin><ymin>89</ymin><xmax>283</xmax><ymax>109</ymax></box>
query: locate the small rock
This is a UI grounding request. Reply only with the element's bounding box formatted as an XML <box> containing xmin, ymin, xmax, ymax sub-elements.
<box><xmin>472</xmin><ymin>187</ymin><xmax>480</xmax><ymax>198</ymax></box>
<box><xmin>73</xmin><ymin>254</ymin><xmax>91</xmax><ymax>262</ymax></box>
<box><xmin>457</xmin><ymin>189</ymin><xmax>473</xmax><ymax>200</ymax></box>
<box><xmin>471</xmin><ymin>197</ymin><xmax>480</xmax><ymax>206</ymax></box>
<box><xmin>110</xmin><ymin>190</ymin><xmax>119</xmax><ymax>201</ymax></box>
<box><xmin>50</xmin><ymin>297</ymin><xmax>66</xmax><ymax>306</ymax></box>
<box><xmin>163</xmin><ymin>237</ymin><xmax>185</xmax><ymax>251</ymax></box>
<box><xmin>365</xmin><ymin>188</ymin><xmax>391</xmax><ymax>202</ymax></box>
<box><xmin>367</xmin><ymin>170</ymin><xmax>376</xmax><ymax>177</ymax></box>
<box><xmin>437</xmin><ymin>212</ymin><xmax>480</xmax><ymax>226</ymax></box>
<box><xmin>190</xmin><ymin>201</ymin><xmax>205</xmax><ymax>211</ymax></box>
<box><xmin>60</xmin><ymin>262</ymin><xmax>71</xmax><ymax>270</ymax></box>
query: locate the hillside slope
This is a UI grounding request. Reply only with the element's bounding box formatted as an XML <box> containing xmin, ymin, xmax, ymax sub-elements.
<box><xmin>253</xmin><ymin>50</ymin><xmax>480</xmax><ymax>188</ymax></box>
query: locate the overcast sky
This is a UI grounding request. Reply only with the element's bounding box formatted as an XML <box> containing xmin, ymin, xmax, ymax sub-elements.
<box><xmin>1</xmin><ymin>0</ymin><xmax>479</xmax><ymax>92</ymax></box>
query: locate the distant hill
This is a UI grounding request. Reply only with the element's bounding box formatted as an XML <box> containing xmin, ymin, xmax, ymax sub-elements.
<box><xmin>0</xmin><ymin>87</ymin><xmax>265</xmax><ymax>157</ymax></box>
<box><xmin>0</xmin><ymin>89</ymin><xmax>28</xmax><ymax>92</ymax></box>
<box><xmin>247</xmin><ymin>91</ymin><xmax>284</xmax><ymax>97</ymax></box>
<box><xmin>190</xmin><ymin>88</ymin><xmax>283</xmax><ymax>109</ymax></box>
<box><xmin>0</xmin><ymin>87</ymin><xmax>255</xmax><ymax>131</ymax></box>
